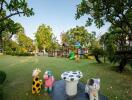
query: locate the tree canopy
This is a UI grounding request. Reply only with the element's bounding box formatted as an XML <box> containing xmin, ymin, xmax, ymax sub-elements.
<box><xmin>100</xmin><ymin>26</ymin><xmax>132</xmax><ymax>72</ymax></box>
<box><xmin>0</xmin><ymin>0</ymin><xmax>34</xmax><ymax>52</ymax></box>
<box><xmin>61</xmin><ymin>26</ymin><xmax>94</xmax><ymax>48</ymax></box>
<box><xmin>15</xmin><ymin>24</ymin><xmax>34</xmax><ymax>52</ymax></box>
<box><xmin>35</xmin><ymin>24</ymin><xmax>54</xmax><ymax>51</ymax></box>
<box><xmin>76</xmin><ymin>0</ymin><xmax>132</xmax><ymax>33</ymax></box>
<box><xmin>0</xmin><ymin>0</ymin><xmax>34</xmax><ymax>22</ymax></box>
<box><xmin>76</xmin><ymin>0</ymin><xmax>132</xmax><ymax>72</ymax></box>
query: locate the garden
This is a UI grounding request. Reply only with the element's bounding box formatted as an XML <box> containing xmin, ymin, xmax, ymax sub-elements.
<box><xmin>0</xmin><ymin>55</ymin><xmax>132</xmax><ymax>100</ymax></box>
<box><xmin>0</xmin><ymin>0</ymin><xmax>132</xmax><ymax>100</ymax></box>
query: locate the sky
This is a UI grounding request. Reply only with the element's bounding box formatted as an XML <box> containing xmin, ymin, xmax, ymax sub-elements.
<box><xmin>11</xmin><ymin>0</ymin><xmax>111</xmax><ymax>42</ymax></box>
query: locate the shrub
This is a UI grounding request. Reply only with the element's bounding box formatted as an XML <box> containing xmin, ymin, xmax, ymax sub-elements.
<box><xmin>90</xmin><ymin>47</ymin><xmax>105</xmax><ymax>63</ymax></box>
<box><xmin>0</xmin><ymin>71</ymin><xmax>6</xmax><ymax>100</ymax></box>
<box><xmin>84</xmin><ymin>54</ymin><xmax>95</xmax><ymax>60</ymax></box>
<box><xmin>0</xmin><ymin>71</ymin><xmax>6</xmax><ymax>84</ymax></box>
<box><xmin>84</xmin><ymin>54</ymin><xmax>89</xmax><ymax>59</ymax></box>
<box><xmin>4</xmin><ymin>51</ymin><xmax>34</xmax><ymax>56</ymax></box>
<box><xmin>0</xmin><ymin>85</ymin><xmax>3</xmax><ymax>100</ymax></box>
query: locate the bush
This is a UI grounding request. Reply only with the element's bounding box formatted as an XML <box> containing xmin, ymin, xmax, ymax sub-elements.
<box><xmin>0</xmin><ymin>85</ymin><xmax>3</xmax><ymax>100</ymax></box>
<box><xmin>0</xmin><ymin>71</ymin><xmax>6</xmax><ymax>84</ymax></box>
<box><xmin>84</xmin><ymin>54</ymin><xmax>95</xmax><ymax>60</ymax></box>
<box><xmin>84</xmin><ymin>54</ymin><xmax>89</xmax><ymax>59</ymax></box>
<box><xmin>4</xmin><ymin>51</ymin><xmax>34</xmax><ymax>56</ymax></box>
<box><xmin>91</xmin><ymin>47</ymin><xmax>105</xmax><ymax>56</ymax></box>
<box><xmin>0</xmin><ymin>71</ymin><xmax>6</xmax><ymax>100</ymax></box>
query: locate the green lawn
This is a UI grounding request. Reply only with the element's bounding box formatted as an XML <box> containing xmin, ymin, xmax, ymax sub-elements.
<box><xmin>0</xmin><ymin>55</ymin><xmax>132</xmax><ymax>100</ymax></box>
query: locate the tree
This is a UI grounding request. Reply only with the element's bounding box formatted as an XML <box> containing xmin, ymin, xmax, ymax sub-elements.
<box><xmin>76</xmin><ymin>0</ymin><xmax>132</xmax><ymax>72</ymax></box>
<box><xmin>76</xmin><ymin>0</ymin><xmax>132</xmax><ymax>31</ymax></box>
<box><xmin>90</xmin><ymin>35</ymin><xmax>105</xmax><ymax>63</ymax></box>
<box><xmin>2</xmin><ymin>21</ymin><xmax>22</xmax><ymax>40</ymax></box>
<box><xmin>35</xmin><ymin>24</ymin><xmax>53</xmax><ymax>51</ymax></box>
<box><xmin>61</xmin><ymin>32</ymin><xmax>69</xmax><ymax>45</ymax></box>
<box><xmin>0</xmin><ymin>19</ymin><xmax>22</xmax><ymax>52</ymax></box>
<box><xmin>91</xmin><ymin>46</ymin><xmax>104</xmax><ymax>63</ymax></box>
<box><xmin>100</xmin><ymin>26</ymin><xmax>132</xmax><ymax>72</ymax></box>
<box><xmin>0</xmin><ymin>0</ymin><xmax>34</xmax><ymax>22</ymax></box>
<box><xmin>0</xmin><ymin>0</ymin><xmax>34</xmax><ymax>52</ymax></box>
<box><xmin>15</xmin><ymin>25</ymin><xmax>34</xmax><ymax>52</ymax></box>
<box><xmin>16</xmin><ymin>33</ymin><xmax>34</xmax><ymax>52</ymax></box>
<box><xmin>49</xmin><ymin>35</ymin><xmax>58</xmax><ymax>51</ymax></box>
<box><xmin>64</xmin><ymin>26</ymin><xmax>92</xmax><ymax>47</ymax></box>
<box><xmin>4</xmin><ymin>40</ymin><xmax>18</xmax><ymax>52</ymax></box>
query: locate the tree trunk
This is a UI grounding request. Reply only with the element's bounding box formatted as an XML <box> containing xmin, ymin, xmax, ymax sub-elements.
<box><xmin>0</xmin><ymin>34</ymin><xmax>3</xmax><ymax>53</ymax></box>
<box><xmin>104</xmin><ymin>56</ymin><xmax>106</xmax><ymax>63</ymax></box>
<box><xmin>118</xmin><ymin>57</ymin><xmax>127</xmax><ymax>72</ymax></box>
<box><xmin>94</xmin><ymin>55</ymin><xmax>102</xmax><ymax>63</ymax></box>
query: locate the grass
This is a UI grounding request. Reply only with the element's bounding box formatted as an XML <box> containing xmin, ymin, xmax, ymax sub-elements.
<box><xmin>0</xmin><ymin>55</ymin><xmax>132</xmax><ymax>100</ymax></box>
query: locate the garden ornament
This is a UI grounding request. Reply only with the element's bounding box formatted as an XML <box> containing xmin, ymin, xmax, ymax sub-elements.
<box><xmin>61</xmin><ymin>71</ymin><xmax>83</xmax><ymax>96</ymax></box>
<box><xmin>85</xmin><ymin>78</ymin><xmax>100</xmax><ymax>100</ymax></box>
<box><xmin>43</xmin><ymin>70</ymin><xmax>55</xmax><ymax>94</ymax></box>
<box><xmin>32</xmin><ymin>68</ymin><xmax>42</xmax><ymax>94</ymax></box>
<box><xmin>75</xmin><ymin>54</ymin><xmax>80</xmax><ymax>62</ymax></box>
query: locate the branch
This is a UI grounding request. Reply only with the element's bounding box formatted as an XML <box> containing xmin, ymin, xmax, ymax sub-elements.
<box><xmin>0</xmin><ymin>25</ymin><xmax>6</xmax><ymax>33</ymax></box>
<box><xmin>116</xmin><ymin>14</ymin><xmax>131</xmax><ymax>34</ymax></box>
<box><xmin>106</xmin><ymin>15</ymin><xmax>128</xmax><ymax>34</ymax></box>
<box><xmin>7</xmin><ymin>33</ymin><xmax>13</xmax><ymax>41</ymax></box>
<box><xmin>104</xmin><ymin>1</ymin><xmax>130</xmax><ymax>34</ymax></box>
<box><xmin>0</xmin><ymin>11</ymin><xmax>24</xmax><ymax>22</ymax></box>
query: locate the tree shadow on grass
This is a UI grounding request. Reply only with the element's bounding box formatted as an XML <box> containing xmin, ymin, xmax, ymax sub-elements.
<box><xmin>110</xmin><ymin>65</ymin><xmax>132</xmax><ymax>75</ymax></box>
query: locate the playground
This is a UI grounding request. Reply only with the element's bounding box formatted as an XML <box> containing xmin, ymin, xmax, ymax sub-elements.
<box><xmin>0</xmin><ymin>55</ymin><xmax>132</xmax><ymax>100</ymax></box>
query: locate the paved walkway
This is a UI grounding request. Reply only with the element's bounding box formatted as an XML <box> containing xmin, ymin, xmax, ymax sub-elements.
<box><xmin>52</xmin><ymin>80</ymin><xmax>108</xmax><ymax>100</ymax></box>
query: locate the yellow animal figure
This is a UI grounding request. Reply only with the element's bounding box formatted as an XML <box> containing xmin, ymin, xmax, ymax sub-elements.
<box><xmin>32</xmin><ymin>68</ymin><xmax>42</xmax><ymax>94</ymax></box>
<box><xmin>75</xmin><ymin>54</ymin><xmax>80</xmax><ymax>62</ymax></box>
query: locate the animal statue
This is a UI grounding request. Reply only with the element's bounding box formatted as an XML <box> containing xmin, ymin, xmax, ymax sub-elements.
<box><xmin>43</xmin><ymin>70</ymin><xmax>55</xmax><ymax>94</ymax></box>
<box><xmin>85</xmin><ymin>78</ymin><xmax>100</xmax><ymax>100</ymax></box>
<box><xmin>32</xmin><ymin>68</ymin><xmax>42</xmax><ymax>94</ymax></box>
<box><xmin>75</xmin><ymin>54</ymin><xmax>80</xmax><ymax>62</ymax></box>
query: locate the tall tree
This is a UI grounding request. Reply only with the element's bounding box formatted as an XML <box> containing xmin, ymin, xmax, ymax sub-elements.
<box><xmin>88</xmin><ymin>32</ymin><xmax>105</xmax><ymax>63</ymax></box>
<box><xmin>4</xmin><ymin>40</ymin><xmax>18</xmax><ymax>52</ymax></box>
<box><xmin>15</xmin><ymin>24</ymin><xmax>34</xmax><ymax>52</ymax></box>
<box><xmin>64</xmin><ymin>26</ymin><xmax>92</xmax><ymax>47</ymax></box>
<box><xmin>16</xmin><ymin>33</ymin><xmax>34</xmax><ymax>52</ymax></box>
<box><xmin>0</xmin><ymin>19</ymin><xmax>22</xmax><ymax>52</ymax></box>
<box><xmin>61</xmin><ymin>32</ymin><xmax>69</xmax><ymax>45</ymax></box>
<box><xmin>35</xmin><ymin>24</ymin><xmax>53</xmax><ymax>51</ymax></box>
<box><xmin>100</xmin><ymin>26</ymin><xmax>131</xmax><ymax>72</ymax></box>
<box><xmin>76</xmin><ymin>0</ymin><xmax>132</xmax><ymax>72</ymax></box>
<box><xmin>2</xmin><ymin>21</ymin><xmax>22</xmax><ymax>41</ymax></box>
<box><xmin>50</xmin><ymin>35</ymin><xmax>58</xmax><ymax>50</ymax></box>
<box><xmin>0</xmin><ymin>0</ymin><xmax>34</xmax><ymax>52</ymax></box>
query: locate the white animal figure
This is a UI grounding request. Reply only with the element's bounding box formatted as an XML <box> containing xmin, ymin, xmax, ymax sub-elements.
<box><xmin>85</xmin><ymin>78</ymin><xmax>100</xmax><ymax>100</ymax></box>
<box><xmin>32</xmin><ymin>68</ymin><xmax>41</xmax><ymax>77</ymax></box>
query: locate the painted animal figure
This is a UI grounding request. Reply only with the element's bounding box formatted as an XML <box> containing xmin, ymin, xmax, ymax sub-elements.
<box><xmin>32</xmin><ymin>68</ymin><xmax>42</xmax><ymax>94</ymax></box>
<box><xmin>43</xmin><ymin>70</ymin><xmax>55</xmax><ymax>94</ymax></box>
<box><xmin>85</xmin><ymin>78</ymin><xmax>100</xmax><ymax>100</ymax></box>
<box><xmin>75</xmin><ymin>54</ymin><xmax>80</xmax><ymax>62</ymax></box>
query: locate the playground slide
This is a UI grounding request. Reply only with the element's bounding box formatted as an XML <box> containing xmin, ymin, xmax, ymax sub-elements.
<box><xmin>69</xmin><ymin>52</ymin><xmax>75</xmax><ymax>60</ymax></box>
